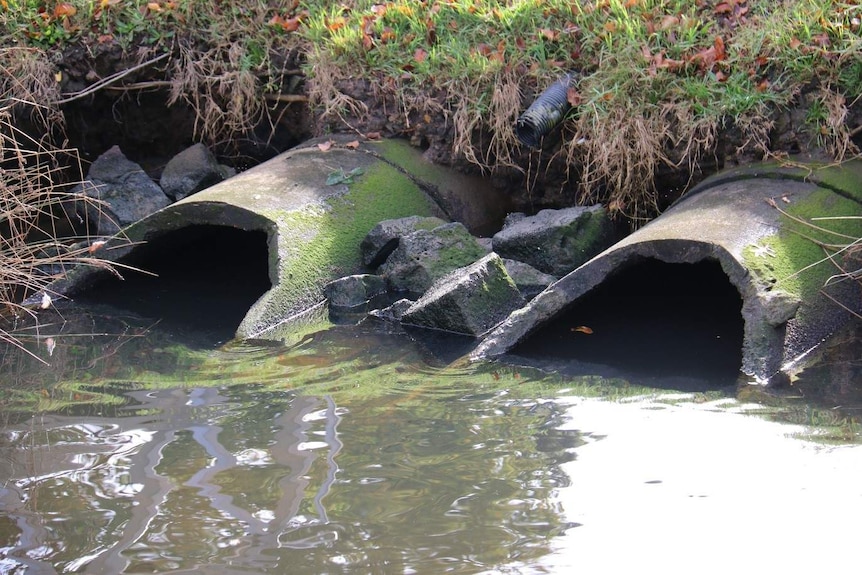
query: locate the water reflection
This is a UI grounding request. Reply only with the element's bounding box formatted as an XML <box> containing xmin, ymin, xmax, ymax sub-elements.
<box><xmin>0</xmin><ymin>308</ymin><xmax>860</xmax><ymax>574</ymax></box>
<box><xmin>0</xmin><ymin>326</ymin><xmax>578</xmax><ymax>574</ymax></box>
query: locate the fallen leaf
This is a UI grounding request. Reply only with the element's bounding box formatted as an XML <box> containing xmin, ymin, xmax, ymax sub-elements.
<box><xmin>566</xmin><ymin>87</ymin><xmax>581</xmax><ymax>106</ymax></box>
<box><xmin>659</xmin><ymin>15</ymin><xmax>679</xmax><ymax>30</ymax></box>
<box><xmin>54</xmin><ymin>3</ymin><xmax>76</xmax><ymax>17</ymax></box>
<box><xmin>781</xmin><ymin>195</ymin><xmax>791</xmax><ymax>203</ymax></box>
<box><xmin>40</xmin><ymin>292</ymin><xmax>52</xmax><ymax>309</ymax></box>
<box><xmin>45</xmin><ymin>337</ymin><xmax>56</xmax><ymax>357</ymax></box>
<box><xmin>539</xmin><ymin>28</ymin><xmax>558</xmax><ymax>41</ymax></box>
<box><xmin>571</xmin><ymin>325</ymin><xmax>593</xmax><ymax>334</ymax></box>
<box><xmin>365</xmin><ymin>131</ymin><xmax>381</xmax><ymax>140</ymax></box>
<box><xmin>89</xmin><ymin>240</ymin><xmax>107</xmax><ymax>254</ymax></box>
<box><xmin>345</xmin><ymin>140</ymin><xmax>360</xmax><ymax>149</ymax></box>
<box><xmin>414</xmin><ymin>47</ymin><xmax>428</xmax><ymax>63</ymax></box>
<box><xmin>317</xmin><ymin>140</ymin><xmax>334</xmax><ymax>152</ymax></box>
<box><xmin>713</xmin><ymin>36</ymin><xmax>726</xmax><ymax>61</ymax></box>
<box><xmin>146</xmin><ymin>2</ymin><xmax>162</xmax><ymax>12</ymax></box>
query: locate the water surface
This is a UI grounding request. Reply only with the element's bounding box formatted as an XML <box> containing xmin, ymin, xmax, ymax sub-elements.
<box><xmin>0</xmin><ymin>309</ymin><xmax>859</xmax><ymax>574</ymax></box>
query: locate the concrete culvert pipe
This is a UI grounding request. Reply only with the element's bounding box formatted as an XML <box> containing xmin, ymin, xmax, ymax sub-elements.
<box><xmin>474</xmin><ymin>161</ymin><xmax>862</xmax><ymax>385</ymax></box>
<box><xmin>516</xmin><ymin>73</ymin><xmax>576</xmax><ymax>148</ymax></box>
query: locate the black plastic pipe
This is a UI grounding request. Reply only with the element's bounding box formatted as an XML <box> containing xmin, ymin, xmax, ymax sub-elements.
<box><xmin>515</xmin><ymin>73</ymin><xmax>575</xmax><ymax>148</ymax></box>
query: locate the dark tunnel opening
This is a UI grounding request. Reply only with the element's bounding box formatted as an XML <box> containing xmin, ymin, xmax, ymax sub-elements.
<box><xmin>512</xmin><ymin>259</ymin><xmax>745</xmax><ymax>389</ymax></box>
<box><xmin>77</xmin><ymin>225</ymin><xmax>272</xmax><ymax>345</ymax></box>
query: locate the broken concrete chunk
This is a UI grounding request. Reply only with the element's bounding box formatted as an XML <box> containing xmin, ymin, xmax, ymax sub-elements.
<box><xmin>160</xmin><ymin>143</ymin><xmax>226</xmax><ymax>201</ymax></box>
<box><xmin>492</xmin><ymin>205</ymin><xmax>615</xmax><ymax>276</ymax></box>
<box><xmin>73</xmin><ymin>145</ymin><xmax>170</xmax><ymax>236</ymax></box>
<box><xmin>401</xmin><ymin>252</ymin><xmax>526</xmax><ymax>337</ymax></box>
<box><xmin>370</xmin><ymin>298</ymin><xmax>414</xmax><ymax>322</ymax></box>
<box><xmin>501</xmin><ymin>258</ymin><xmax>558</xmax><ymax>301</ymax></box>
<box><xmin>380</xmin><ymin>222</ymin><xmax>490</xmax><ymax>293</ymax></box>
<box><xmin>324</xmin><ymin>274</ymin><xmax>387</xmax><ymax>308</ymax></box>
<box><xmin>762</xmin><ymin>290</ymin><xmax>801</xmax><ymax>326</ymax></box>
<box><xmin>360</xmin><ymin>215</ymin><xmax>449</xmax><ymax>268</ymax></box>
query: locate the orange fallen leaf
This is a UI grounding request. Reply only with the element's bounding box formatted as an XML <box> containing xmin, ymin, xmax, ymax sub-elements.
<box><xmin>659</xmin><ymin>15</ymin><xmax>679</xmax><ymax>30</ymax></box>
<box><xmin>54</xmin><ymin>3</ymin><xmax>76</xmax><ymax>17</ymax></box>
<box><xmin>89</xmin><ymin>240</ymin><xmax>107</xmax><ymax>253</ymax></box>
<box><xmin>414</xmin><ymin>47</ymin><xmax>428</xmax><ymax>63</ymax></box>
<box><xmin>571</xmin><ymin>325</ymin><xmax>593</xmax><ymax>334</ymax></box>
<box><xmin>365</xmin><ymin>131</ymin><xmax>381</xmax><ymax>140</ymax></box>
<box><xmin>317</xmin><ymin>140</ymin><xmax>334</xmax><ymax>152</ymax></box>
<box><xmin>345</xmin><ymin>140</ymin><xmax>360</xmax><ymax>149</ymax></box>
<box><xmin>566</xmin><ymin>87</ymin><xmax>581</xmax><ymax>106</ymax></box>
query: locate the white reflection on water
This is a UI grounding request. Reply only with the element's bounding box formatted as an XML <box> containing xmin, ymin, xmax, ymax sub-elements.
<box><xmin>533</xmin><ymin>396</ymin><xmax>862</xmax><ymax>574</ymax></box>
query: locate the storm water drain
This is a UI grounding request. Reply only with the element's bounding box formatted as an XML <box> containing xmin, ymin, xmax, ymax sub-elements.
<box><xmin>512</xmin><ymin>259</ymin><xmax>744</xmax><ymax>386</ymax></box>
<box><xmin>77</xmin><ymin>224</ymin><xmax>271</xmax><ymax>344</ymax></box>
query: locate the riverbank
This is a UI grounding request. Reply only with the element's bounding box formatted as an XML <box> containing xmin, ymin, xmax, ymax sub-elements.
<box><xmin>2</xmin><ymin>1</ymin><xmax>861</xmax><ymax>218</ymax></box>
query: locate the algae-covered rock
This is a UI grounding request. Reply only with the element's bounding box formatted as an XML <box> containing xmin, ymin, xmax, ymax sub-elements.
<box><xmin>402</xmin><ymin>253</ymin><xmax>525</xmax><ymax>336</ymax></box>
<box><xmin>361</xmin><ymin>215</ymin><xmax>448</xmax><ymax>268</ymax></box>
<box><xmin>492</xmin><ymin>206</ymin><xmax>615</xmax><ymax>276</ymax></box>
<box><xmin>380</xmin><ymin>222</ymin><xmax>490</xmax><ymax>293</ymax></box>
<box><xmin>501</xmin><ymin>258</ymin><xmax>558</xmax><ymax>301</ymax></box>
<box><xmin>324</xmin><ymin>274</ymin><xmax>387</xmax><ymax>308</ymax></box>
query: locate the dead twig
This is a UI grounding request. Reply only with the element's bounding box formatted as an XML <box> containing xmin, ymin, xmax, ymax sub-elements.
<box><xmin>53</xmin><ymin>53</ymin><xmax>170</xmax><ymax>105</ymax></box>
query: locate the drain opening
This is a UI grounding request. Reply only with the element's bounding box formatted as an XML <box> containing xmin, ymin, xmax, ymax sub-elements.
<box><xmin>78</xmin><ymin>224</ymin><xmax>271</xmax><ymax>342</ymax></box>
<box><xmin>513</xmin><ymin>259</ymin><xmax>744</xmax><ymax>384</ymax></box>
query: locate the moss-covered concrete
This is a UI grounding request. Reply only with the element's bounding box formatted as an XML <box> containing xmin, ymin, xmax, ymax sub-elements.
<box><xmin>48</xmin><ymin>136</ymin><xmax>516</xmax><ymax>341</ymax></box>
<box><xmin>476</xmin><ymin>159</ymin><xmax>862</xmax><ymax>384</ymax></box>
<box><xmin>241</xmin><ymin>159</ymin><xmax>441</xmax><ymax>337</ymax></box>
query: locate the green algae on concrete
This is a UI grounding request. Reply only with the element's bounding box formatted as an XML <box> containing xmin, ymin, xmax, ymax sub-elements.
<box><xmin>475</xmin><ymin>159</ymin><xmax>862</xmax><ymax>384</ymax></box>
<box><xmin>47</xmin><ymin>136</ymin><xmax>519</xmax><ymax>342</ymax></box>
<box><xmin>242</xmin><ymin>159</ymin><xmax>441</xmax><ymax>337</ymax></box>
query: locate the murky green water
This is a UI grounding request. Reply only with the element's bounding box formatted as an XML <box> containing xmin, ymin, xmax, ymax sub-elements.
<box><xmin>0</xmin><ymin>307</ymin><xmax>860</xmax><ymax>574</ymax></box>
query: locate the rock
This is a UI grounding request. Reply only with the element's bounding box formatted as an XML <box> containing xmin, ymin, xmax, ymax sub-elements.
<box><xmin>379</xmin><ymin>222</ymin><xmax>490</xmax><ymax>293</ymax></box>
<box><xmin>762</xmin><ymin>290</ymin><xmax>801</xmax><ymax>326</ymax></box>
<box><xmin>324</xmin><ymin>274</ymin><xmax>387</xmax><ymax>308</ymax></box>
<box><xmin>502</xmin><ymin>258</ymin><xmax>558</xmax><ymax>300</ymax></box>
<box><xmin>370</xmin><ymin>298</ymin><xmax>414</xmax><ymax>322</ymax></box>
<box><xmin>160</xmin><ymin>143</ymin><xmax>226</xmax><ymax>201</ymax></box>
<box><xmin>360</xmin><ymin>215</ymin><xmax>448</xmax><ymax>268</ymax></box>
<box><xmin>74</xmin><ymin>145</ymin><xmax>170</xmax><ymax>236</ymax></box>
<box><xmin>401</xmin><ymin>253</ymin><xmax>526</xmax><ymax>336</ymax></box>
<box><xmin>492</xmin><ymin>205</ymin><xmax>615</xmax><ymax>276</ymax></box>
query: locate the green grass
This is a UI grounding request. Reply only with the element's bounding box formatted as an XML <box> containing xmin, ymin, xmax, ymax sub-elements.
<box><xmin>1</xmin><ymin>0</ymin><xmax>861</xmax><ymax>219</ymax></box>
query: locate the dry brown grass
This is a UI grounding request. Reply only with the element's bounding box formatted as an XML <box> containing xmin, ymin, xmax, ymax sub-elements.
<box><xmin>813</xmin><ymin>87</ymin><xmax>859</xmax><ymax>159</ymax></box>
<box><xmin>306</xmin><ymin>49</ymin><xmax>369</xmax><ymax>128</ymax></box>
<box><xmin>168</xmin><ymin>43</ymin><xmax>265</xmax><ymax>148</ymax></box>
<box><xmin>0</xmin><ymin>108</ymin><xmax>126</xmax><ymax>358</ymax></box>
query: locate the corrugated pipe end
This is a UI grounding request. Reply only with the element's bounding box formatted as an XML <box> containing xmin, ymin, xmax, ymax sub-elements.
<box><xmin>516</xmin><ymin>73</ymin><xmax>575</xmax><ymax>149</ymax></box>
